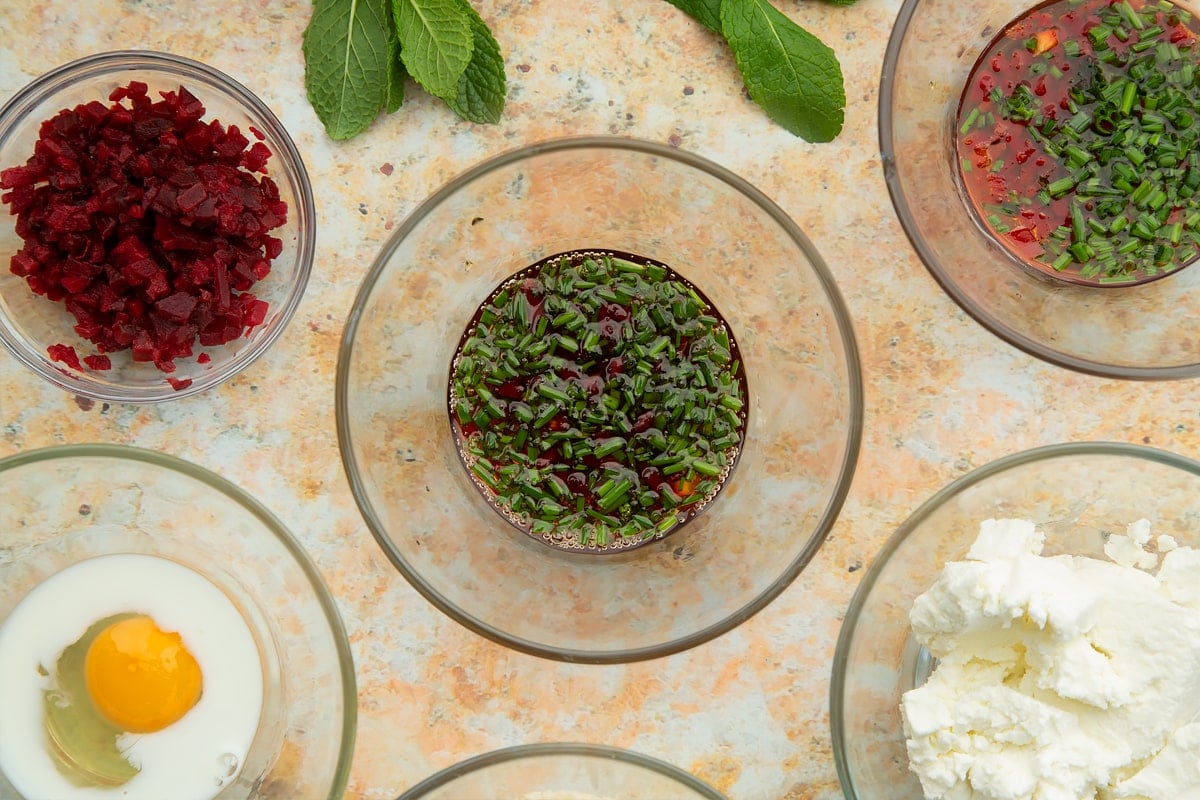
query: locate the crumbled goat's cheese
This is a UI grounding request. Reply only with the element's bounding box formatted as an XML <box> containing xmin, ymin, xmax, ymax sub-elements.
<box><xmin>902</xmin><ymin>518</ymin><xmax>1200</xmax><ymax>800</ymax></box>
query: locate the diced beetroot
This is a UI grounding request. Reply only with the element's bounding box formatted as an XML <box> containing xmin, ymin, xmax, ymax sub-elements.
<box><xmin>4</xmin><ymin>183</ymin><xmax>37</xmax><ymax>214</ymax></box>
<box><xmin>143</xmin><ymin>268</ymin><xmax>170</xmax><ymax>300</ymax></box>
<box><xmin>1</xmin><ymin>164</ymin><xmax>44</xmax><ymax>189</ymax></box>
<box><xmin>47</xmin><ymin>343</ymin><xmax>82</xmax><ymax>370</ymax></box>
<box><xmin>10</xmin><ymin>251</ymin><xmax>39</xmax><ymax>276</ymax></box>
<box><xmin>131</xmin><ymin>329</ymin><xmax>156</xmax><ymax>362</ymax></box>
<box><xmin>120</xmin><ymin>257</ymin><xmax>158</xmax><ymax>285</ymax></box>
<box><xmin>46</xmin><ymin>204</ymin><xmax>90</xmax><ymax>232</ymax></box>
<box><xmin>155</xmin><ymin>291</ymin><xmax>197</xmax><ymax>322</ymax></box>
<box><xmin>173</xmin><ymin>87</ymin><xmax>205</xmax><ymax>125</ymax></box>
<box><xmin>0</xmin><ymin>80</ymin><xmax>286</xmax><ymax>375</ymax></box>
<box><xmin>60</xmin><ymin>273</ymin><xmax>92</xmax><ymax>294</ymax></box>
<box><xmin>241</xmin><ymin>142</ymin><xmax>271</xmax><ymax>173</ymax></box>
<box><xmin>110</xmin><ymin>234</ymin><xmax>150</xmax><ymax>266</ymax></box>
<box><xmin>242</xmin><ymin>295</ymin><xmax>268</xmax><ymax>328</ymax></box>
<box><xmin>175</xmin><ymin>182</ymin><xmax>207</xmax><ymax>212</ymax></box>
<box><xmin>77</xmin><ymin>100</ymin><xmax>110</xmax><ymax>127</ymax></box>
<box><xmin>110</xmin><ymin>81</ymin><xmax>148</xmax><ymax>102</ymax></box>
<box><xmin>213</xmin><ymin>125</ymin><xmax>250</xmax><ymax>159</ymax></box>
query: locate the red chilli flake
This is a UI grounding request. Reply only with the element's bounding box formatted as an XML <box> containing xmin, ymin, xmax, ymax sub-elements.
<box><xmin>0</xmin><ymin>80</ymin><xmax>287</xmax><ymax>375</ymax></box>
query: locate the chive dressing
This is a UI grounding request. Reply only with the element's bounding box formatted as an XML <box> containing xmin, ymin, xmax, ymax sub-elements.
<box><xmin>956</xmin><ymin>0</ymin><xmax>1200</xmax><ymax>285</ymax></box>
<box><xmin>448</xmin><ymin>250</ymin><xmax>749</xmax><ymax>552</ymax></box>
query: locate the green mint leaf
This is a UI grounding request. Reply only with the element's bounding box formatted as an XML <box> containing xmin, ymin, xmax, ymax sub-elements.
<box><xmin>386</xmin><ymin>19</ymin><xmax>406</xmax><ymax>113</ymax></box>
<box><xmin>443</xmin><ymin>0</ymin><xmax>507</xmax><ymax>123</ymax></box>
<box><xmin>719</xmin><ymin>0</ymin><xmax>846</xmax><ymax>142</ymax></box>
<box><xmin>663</xmin><ymin>0</ymin><xmax>722</xmax><ymax>32</ymax></box>
<box><xmin>302</xmin><ymin>0</ymin><xmax>393</xmax><ymax>140</ymax></box>
<box><xmin>393</xmin><ymin>0</ymin><xmax>474</xmax><ymax>100</ymax></box>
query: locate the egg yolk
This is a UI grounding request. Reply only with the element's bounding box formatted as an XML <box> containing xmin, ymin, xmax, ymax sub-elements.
<box><xmin>83</xmin><ymin>615</ymin><xmax>202</xmax><ymax>733</ymax></box>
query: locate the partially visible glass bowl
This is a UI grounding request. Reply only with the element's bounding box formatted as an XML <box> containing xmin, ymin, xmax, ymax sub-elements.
<box><xmin>397</xmin><ymin>743</ymin><xmax>726</xmax><ymax>800</ymax></box>
<box><xmin>0</xmin><ymin>51</ymin><xmax>315</xmax><ymax>401</ymax></box>
<box><xmin>338</xmin><ymin>136</ymin><xmax>862</xmax><ymax>662</ymax></box>
<box><xmin>0</xmin><ymin>444</ymin><xmax>355</xmax><ymax>799</ymax></box>
<box><xmin>881</xmin><ymin>0</ymin><xmax>1200</xmax><ymax>378</ymax></box>
<box><xmin>831</xmin><ymin>442</ymin><xmax>1200</xmax><ymax>799</ymax></box>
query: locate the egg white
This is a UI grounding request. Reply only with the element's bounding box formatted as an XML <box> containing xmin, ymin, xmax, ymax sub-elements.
<box><xmin>0</xmin><ymin>554</ymin><xmax>264</xmax><ymax>800</ymax></box>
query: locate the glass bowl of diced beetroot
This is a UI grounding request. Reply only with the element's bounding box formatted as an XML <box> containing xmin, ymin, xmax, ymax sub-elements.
<box><xmin>0</xmin><ymin>51</ymin><xmax>314</xmax><ymax>401</ymax></box>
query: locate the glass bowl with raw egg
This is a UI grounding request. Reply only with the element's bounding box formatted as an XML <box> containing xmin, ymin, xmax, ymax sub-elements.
<box><xmin>882</xmin><ymin>0</ymin><xmax>1200</xmax><ymax>377</ymax></box>
<box><xmin>0</xmin><ymin>50</ymin><xmax>315</xmax><ymax>401</ymax></box>
<box><xmin>832</xmin><ymin>441</ymin><xmax>1200</xmax><ymax>800</ymax></box>
<box><xmin>0</xmin><ymin>444</ymin><xmax>355</xmax><ymax>800</ymax></box>
<box><xmin>398</xmin><ymin>743</ymin><xmax>727</xmax><ymax>800</ymax></box>
<box><xmin>337</xmin><ymin>136</ymin><xmax>863</xmax><ymax>662</ymax></box>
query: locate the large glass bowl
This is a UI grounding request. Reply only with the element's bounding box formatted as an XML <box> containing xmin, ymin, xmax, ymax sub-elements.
<box><xmin>0</xmin><ymin>51</ymin><xmax>315</xmax><ymax>401</ymax></box>
<box><xmin>338</xmin><ymin>137</ymin><xmax>862</xmax><ymax>662</ymax></box>
<box><xmin>397</xmin><ymin>743</ymin><xmax>726</xmax><ymax>799</ymax></box>
<box><xmin>0</xmin><ymin>444</ymin><xmax>355</xmax><ymax>799</ymax></box>
<box><xmin>881</xmin><ymin>0</ymin><xmax>1200</xmax><ymax>378</ymax></box>
<box><xmin>831</xmin><ymin>441</ymin><xmax>1200</xmax><ymax>799</ymax></box>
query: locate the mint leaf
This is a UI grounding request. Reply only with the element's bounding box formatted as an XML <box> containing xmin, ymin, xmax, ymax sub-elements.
<box><xmin>386</xmin><ymin>18</ymin><xmax>406</xmax><ymax>114</ymax></box>
<box><xmin>719</xmin><ymin>0</ymin><xmax>845</xmax><ymax>142</ymax></box>
<box><xmin>302</xmin><ymin>0</ymin><xmax>393</xmax><ymax>140</ymax></box>
<box><xmin>443</xmin><ymin>0</ymin><xmax>506</xmax><ymax>123</ymax></box>
<box><xmin>664</xmin><ymin>0</ymin><xmax>722</xmax><ymax>32</ymax></box>
<box><xmin>393</xmin><ymin>0</ymin><xmax>474</xmax><ymax>100</ymax></box>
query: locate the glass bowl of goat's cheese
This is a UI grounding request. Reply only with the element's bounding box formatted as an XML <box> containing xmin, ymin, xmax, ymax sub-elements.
<box><xmin>832</xmin><ymin>441</ymin><xmax>1200</xmax><ymax>800</ymax></box>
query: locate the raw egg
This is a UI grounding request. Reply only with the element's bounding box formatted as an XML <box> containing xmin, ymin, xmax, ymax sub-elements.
<box><xmin>0</xmin><ymin>554</ymin><xmax>264</xmax><ymax>800</ymax></box>
<box><xmin>85</xmin><ymin>614</ymin><xmax>204</xmax><ymax>733</ymax></box>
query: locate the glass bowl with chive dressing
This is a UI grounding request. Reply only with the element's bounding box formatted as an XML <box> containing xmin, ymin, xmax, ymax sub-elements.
<box><xmin>882</xmin><ymin>0</ymin><xmax>1200</xmax><ymax>377</ymax></box>
<box><xmin>447</xmin><ymin>247</ymin><xmax>749</xmax><ymax>554</ymax></box>
<box><xmin>337</xmin><ymin>136</ymin><xmax>863</xmax><ymax>662</ymax></box>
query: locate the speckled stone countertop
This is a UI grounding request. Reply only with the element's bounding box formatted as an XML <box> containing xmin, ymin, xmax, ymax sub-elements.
<box><xmin>3</xmin><ymin>2</ymin><xmax>1199</xmax><ymax>799</ymax></box>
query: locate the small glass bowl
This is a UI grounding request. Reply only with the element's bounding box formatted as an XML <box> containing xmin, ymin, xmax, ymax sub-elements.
<box><xmin>0</xmin><ymin>444</ymin><xmax>356</xmax><ymax>799</ymax></box>
<box><xmin>831</xmin><ymin>441</ymin><xmax>1200</xmax><ymax>799</ymax></box>
<box><xmin>338</xmin><ymin>136</ymin><xmax>863</xmax><ymax>662</ymax></box>
<box><xmin>881</xmin><ymin>0</ymin><xmax>1200</xmax><ymax>378</ymax></box>
<box><xmin>397</xmin><ymin>743</ymin><xmax>726</xmax><ymax>800</ymax></box>
<box><xmin>0</xmin><ymin>51</ymin><xmax>315</xmax><ymax>401</ymax></box>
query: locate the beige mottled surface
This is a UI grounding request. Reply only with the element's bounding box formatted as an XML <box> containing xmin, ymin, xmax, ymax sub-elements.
<box><xmin>2</xmin><ymin>1</ymin><xmax>1199</xmax><ymax>798</ymax></box>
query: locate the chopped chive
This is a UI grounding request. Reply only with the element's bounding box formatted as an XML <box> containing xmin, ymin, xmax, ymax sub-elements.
<box><xmin>957</xmin><ymin>0</ymin><xmax>1200</xmax><ymax>283</ymax></box>
<box><xmin>449</xmin><ymin>250</ymin><xmax>748</xmax><ymax>549</ymax></box>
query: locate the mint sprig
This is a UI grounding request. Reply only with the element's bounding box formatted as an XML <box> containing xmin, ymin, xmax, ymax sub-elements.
<box><xmin>393</xmin><ymin>0</ymin><xmax>473</xmax><ymax>99</ymax></box>
<box><xmin>302</xmin><ymin>0</ymin><xmax>393</xmax><ymax>141</ymax></box>
<box><xmin>302</xmin><ymin>0</ymin><xmax>507</xmax><ymax>140</ymax></box>
<box><xmin>443</xmin><ymin>0</ymin><xmax>507</xmax><ymax>124</ymax></box>
<box><xmin>666</xmin><ymin>0</ymin><xmax>850</xmax><ymax>142</ymax></box>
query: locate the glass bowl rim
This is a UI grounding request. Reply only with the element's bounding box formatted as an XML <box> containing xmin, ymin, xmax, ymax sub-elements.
<box><xmin>829</xmin><ymin>439</ymin><xmax>1200</xmax><ymax>797</ymax></box>
<box><xmin>0</xmin><ymin>49</ymin><xmax>317</xmax><ymax>402</ymax></box>
<box><xmin>878</xmin><ymin>3</ymin><xmax>1200</xmax><ymax>381</ymax></box>
<box><xmin>0</xmin><ymin>442</ymin><xmax>357</xmax><ymax>799</ymax></box>
<box><xmin>395</xmin><ymin>742</ymin><xmax>728</xmax><ymax>799</ymax></box>
<box><xmin>336</xmin><ymin>134</ymin><xmax>864</xmax><ymax>664</ymax></box>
